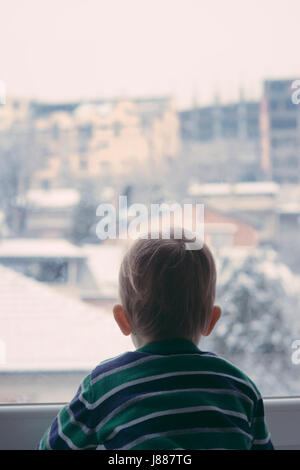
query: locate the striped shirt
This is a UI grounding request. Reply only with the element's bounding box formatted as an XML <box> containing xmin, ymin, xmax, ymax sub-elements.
<box><xmin>38</xmin><ymin>338</ymin><xmax>274</xmax><ymax>450</ymax></box>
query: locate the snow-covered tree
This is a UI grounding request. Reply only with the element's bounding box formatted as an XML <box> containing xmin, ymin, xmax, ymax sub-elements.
<box><xmin>203</xmin><ymin>248</ymin><xmax>300</xmax><ymax>395</ymax></box>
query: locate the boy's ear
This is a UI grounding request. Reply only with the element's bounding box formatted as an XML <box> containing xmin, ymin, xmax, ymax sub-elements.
<box><xmin>113</xmin><ymin>304</ymin><xmax>132</xmax><ymax>336</ymax></box>
<box><xmin>202</xmin><ymin>305</ymin><xmax>221</xmax><ymax>337</ymax></box>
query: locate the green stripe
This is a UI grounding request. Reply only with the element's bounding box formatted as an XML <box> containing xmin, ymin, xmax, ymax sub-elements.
<box><xmin>127</xmin><ymin>427</ymin><xmax>252</xmax><ymax>450</ymax></box>
<box><xmin>131</xmin><ymin>430</ymin><xmax>251</xmax><ymax>450</ymax></box>
<box><xmin>93</xmin><ymin>355</ymin><xmax>255</xmax><ymax>391</ymax></box>
<box><xmin>58</xmin><ymin>407</ymin><xmax>96</xmax><ymax>447</ymax></box>
<box><xmin>38</xmin><ymin>343</ymin><xmax>271</xmax><ymax>451</ymax></box>
<box><xmin>100</xmin><ymin>390</ymin><xmax>251</xmax><ymax>440</ymax></box>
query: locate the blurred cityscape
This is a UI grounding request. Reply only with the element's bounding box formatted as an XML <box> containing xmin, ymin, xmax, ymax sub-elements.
<box><xmin>0</xmin><ymin>78</ymin><xmax>300</xmax><ymax>401</ymax></box>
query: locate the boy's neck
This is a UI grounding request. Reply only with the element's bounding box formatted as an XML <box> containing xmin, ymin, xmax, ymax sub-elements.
<box><xmin>131</xmin><ymin>333</ymin><xmax>201</xmax><ymax>349</ymax></box>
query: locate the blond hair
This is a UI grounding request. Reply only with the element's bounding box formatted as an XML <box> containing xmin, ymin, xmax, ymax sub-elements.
<box><xmin>119</xmin><ymin>231</ymin><xmax>217</xmax><ymax>341</ymax></box>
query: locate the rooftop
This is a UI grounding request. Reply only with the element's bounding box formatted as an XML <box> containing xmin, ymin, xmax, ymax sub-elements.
<box><xmin>189</xmin><ymin>181</ymin><xmax>280</xmax><ymax>197</ymax></box>
<box><xmin>0</xmin><ymin>239</ymin><xmax>84</xmax><ymax>259</ymax></box>
<box><xmin>26</xmin><ymin>189</ymin><xmax>80</xmax><ymax>209</ymax></box>
<box><xmin>0</xmin><ymin>265</ymin><xmax>132</xmax><ymax>371</ymax></box>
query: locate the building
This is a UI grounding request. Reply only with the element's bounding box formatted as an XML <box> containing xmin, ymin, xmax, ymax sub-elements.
<box><xmin>275</xmin><ymin>184</ymin><xmax>300</xmax><ymax>273</ymax></box>
<box><xmin>0</xmin><ymin>238</ymin><xmax>126</xmax><ymax>307</ymax></box>
<box><xmin>180</xmin><ymin>100</ymin><xmax>260</xmax><ymax>142</ymax></box>
<box><xmin>204</xmin><ymin>207</ymin><xmax>258</xmax><ymax>250</ymax></box>
<box><xmin>0</xmin><ymin>239</ymin><xmax>85</xmax><ymax>296</ymax></box>
<box><xmin>179</xmin><ymin>99</ymin><xmax>261</xmax><ymax>182</ymax></box>
<box><xmin>188</xmin><ymin>181</ymin><xmax>279</xmax><ymax>244</ymax></box>
<box><xmin>260</xmin><ymin>79</ymin><xmax>300</xmax><ymax>183</ymax></box>
<box><xmin>24</xmin><ymin>188</ymin><xmax>80</xmax><ymax>238</ymax></box>
<box><xmin>0</xmin><ymin>97</ymin><xmax>30</xmax><ymax>131</ymax></box>
<box><xmin>0</xmin><ymin>264</ymin><xmax>132</xmax><ymax>403</ymax></box>
<box><xmin>29</xmin><ymin>96</ymin><xmax>180</xmax><ymax>188</ymax></box>
<box><xmin>113</xmin><ymin>201</ymin><xmax>258</xmax><ymax>255</ymax></box>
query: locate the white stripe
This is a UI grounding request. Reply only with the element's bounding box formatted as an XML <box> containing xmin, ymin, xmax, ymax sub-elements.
<box><xmin>67</xmin><ymin>387</ymin><xmax>253</xmax><ymax>436</ymax></box>
<box><xmin>79</xmin><ymin>370</ymin><xmax>259</xmax><ymax>410</ymax></box>
<box><xmin>120</xmin><ymin>426</ymin><xmax>253</xmax><ymax>450</ymax></box>
<box><xmin>66</xmin><ymin>406</ymin><xmax>94</xmax><ymax>435</ymax></box>
<box><xmin>91</xmin><ymin>352</ymin><xmax>216</xmax><ymax>385</ymax></box>
<box><xmin>46</xmin><ymin>428</ymin><xmax>53</xmax><ymax>450</ymax></box>
<box><xmin>95</xmin><ymin>386</ymin><xmax>253</xmax><ymax>431</ymax></box>
<box><xmin>56</xmin><ymin>413</ymin><xmax>96</xmax><ymax>450</ymax></box>
<box><xmin>91</xmin><ymin>355</ymin><xmax>159</xmax><ymax>385</ymax></box>
<box><xmin>105</xmin><ymin>405</ymin><xmax>250</xmax><ymax>442</ymax></box>
<box><xmin>253</xmin><ymin>433</ymin><xmax>271</xmax><ymax>445</ymax></box>
<box><xmin>56</xmin><ymin>414</ymin><xmax>80</xmax><ymax>450</ymax></box>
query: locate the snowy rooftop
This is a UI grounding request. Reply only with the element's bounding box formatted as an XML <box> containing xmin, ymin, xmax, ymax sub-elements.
<box><xmin>278</xmin><ymin>203</ymin><xmax>300</xmax><ymax>214</ymax></box>
<box><xmin>82</xmin><ymin>244</ymin><xmax>125</xmax><ymax>298</ymax></box>
<box><xmin>234</xmin><ymin>182</ymin><xmax>279</xmax><ymax>195</ymax></box>
<box><xmin>26</xmin><ymin>189</ymin><xmax>80</xmax><ymax>208</ymax></box>
<box><xmin>0</xmin><ymin>265</ymin><xmax>133</xmax><ymax>371</ymax></box>
<box><xmin>189</xmin><ymin>181</ymin><xmax>279</xmax><ymax>197</ymax></box>
<box><xmin>0</xmin><ymin>239</ymin><xmax>85</xmax><ymax>259</ymax></box>
<box><xmin>189</xmin><ymin>183</ymin><xmax>232</xmax><ymax>196</ymax></box>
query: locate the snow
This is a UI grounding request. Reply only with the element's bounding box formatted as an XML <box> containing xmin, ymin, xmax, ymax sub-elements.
<box><xmin>188</xmin><ymin>181</ymin><xmax>279</xmax><ymax>197</ymax></box>
<box><xmin>26</xmin><ymin>189</ymin><xmax>80</xmax><ymax>208</ymax></box>
<box><xmin>189</xmin><ymin>183</ymin><xmax>232</xmax><ymax>196</ymax></box>
<box><xmin>278</xmin><ymin>203</ymin><xmax>300</xmax><ymax>214</ymax></box>
<box><xmin>234</xmin><ymin>181</ymin><xmax>279</xmax><ymax>195</ymax></box>
<box><xmin>0</xmin><ymin>239</ymin><xmax>84</xmax><ymax>259</ymax></box>
<box><xmin>0</xmin><ymin>265</ymin><xmax>133</xmax><ymax>371</ymax></box>
<box><xmin>202</xmin><ymin>247</ymin><xmax>300</xmax><ymax>396</ymax></box>
<box><xmin>0</xmin><ymin>240</ymin><xmax>299</xmax><ymax>397</ymax></box>
<box><xmin>83</xmin><ymin>244</ymin><xmax>125</xmax><ymax>298</ymax></box>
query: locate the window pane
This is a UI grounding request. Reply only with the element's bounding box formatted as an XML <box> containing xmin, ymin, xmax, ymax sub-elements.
<box><xmin>0</xmin><ymin>0</ymin><xmax>299</xmax><ymax>403</ymax></box>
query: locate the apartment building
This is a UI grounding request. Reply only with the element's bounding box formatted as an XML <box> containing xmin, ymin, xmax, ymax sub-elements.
<box><xmin>260</xmin><ymin>79</ymin><xmax>300</xmax><ymax>183</ymax></box>
<box><xmin>179</xmin><ymin>99</ymin><xmax>261</xmax><ymax>182</ymax></box>
<box><xmin>29</xmin><ymin>96</ymin><xmax>179</xmax><ymax>188</ymax></box>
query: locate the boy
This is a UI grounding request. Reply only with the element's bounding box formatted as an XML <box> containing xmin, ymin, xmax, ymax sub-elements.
<box><xmin>38</xmin><ymin>232</ymin><xmax>273</xmax><ymax>450</ymax></box>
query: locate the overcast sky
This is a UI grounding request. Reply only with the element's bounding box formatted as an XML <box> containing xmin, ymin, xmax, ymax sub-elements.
<box><xmin>1</xmin><ymin>0</ymin><xmax>299</xmax><ymax>108</ymax></box>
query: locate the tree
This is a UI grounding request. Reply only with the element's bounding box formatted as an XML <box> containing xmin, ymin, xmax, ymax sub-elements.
<box><xmin>204</xmin><ymin>248</ymin><xmax>300</xmax><ymax>395</ymax></box>
<box><xmin>0</xmin><ymin>124</ymin><xmax>39</xmax><ymax>236</ymax></box>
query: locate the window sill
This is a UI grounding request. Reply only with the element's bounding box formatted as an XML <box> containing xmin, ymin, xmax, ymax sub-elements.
<box><xmin>0</xmin><ymin>398</ymin><xmax>299</xmax><ymax>449</ymax></box>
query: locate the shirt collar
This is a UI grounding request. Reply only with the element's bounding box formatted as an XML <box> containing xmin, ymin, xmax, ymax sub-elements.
<box><xmin>136</xmin><ymin>337</ymin><xmax>201</xmax><ymax>355</ymax></box>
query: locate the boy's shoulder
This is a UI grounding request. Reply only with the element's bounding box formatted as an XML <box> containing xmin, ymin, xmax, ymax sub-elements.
<box><xmin>89</xmin><ymin>349</ymin><xmax>148</xmax><ymax>384</ymax></box>
<box><xmin>199</xmin><ymin>350</ymin><xmax>261</xmax><ymax>399</ymax></box>
<box><xmin>87</xmin><ymin>347</ymin><xmax>261</xmax><ymax>402</ymax></box>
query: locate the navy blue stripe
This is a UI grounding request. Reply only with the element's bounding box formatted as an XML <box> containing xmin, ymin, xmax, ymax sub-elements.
<box><xmin>68</xmin><ymin>398</ymin><xmax>98</xmax><ymax>429</ymax></box>
<box><xmin>49</xmin><ymin>417</ymin><xmax>71</xmax><ymax>450</ymax></box>
<box><xmin>68</xmin><ymin>373</ymin><xmax>253</xmax><ymax>434</ymax></box>
<box><xmin>254</xmin><ymin>398</ymin><xmax>265</xmax><ymax>417</ymax></box>
<box><xmin>91</xmin><ymin>351</ymin><xmax>150</xmax><ymax>381</ymax></box>
<box><xmin>92</xmin><ymin>353</ymin><xmax>258</xmax><ymax>402</ymax></box>
<box><xmin>253</xmin><ymin>440</ymin><xmax>274</xmax><ymax>450</ymax></box>
<box><xmin>91</xmin><ymin>351</ymin><xmax>221</xmax><ymax>383</ymax></box>
<box><xmin>105</xmin><ymin>411</ymin><xmax>252</xmax><ymax>449</ymax></box>
<box><xmin>96</xmin><ymin>373</ymin><xmax>254</xmax><ymax>424</ymax></box>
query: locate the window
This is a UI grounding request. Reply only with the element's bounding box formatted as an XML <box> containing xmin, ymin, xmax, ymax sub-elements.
<box><xmin>98</xmin><ymin>141</ymin><xmax>109</xmax><ymax>150</ymax></box>
<box><xmin>113</xmin><ymin>120</ymin><xmax>122</xmax><ymax>137</ymax></box>
<box><xmin>0</xmin><ymin>0</ymin><xmax>300</xmax><ymax>405</ymax></box>
<box><xmin>100</xmin><ymin>160</ymin><xmax>110</xmax><ymax>169</ymax></box>
<box><xmin>271</xmin><ymin>118</ymin><xmax>298</xmax><ymax>130</ymax></box>
<box><xmin>0</xmin><ymin>340</ymin><xmax>6</xmax><ymax>366</ymax></box>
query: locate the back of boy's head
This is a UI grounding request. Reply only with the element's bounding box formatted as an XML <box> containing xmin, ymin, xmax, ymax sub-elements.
<box><xmin>119</xmin><ymin>230</ymin><xmax>217</xmax><ymax>342</ymax></box>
